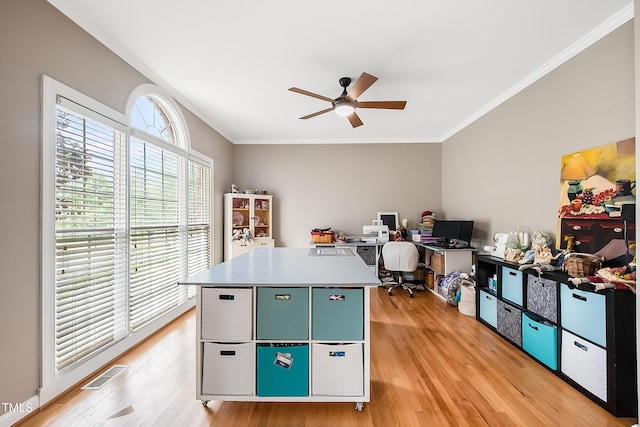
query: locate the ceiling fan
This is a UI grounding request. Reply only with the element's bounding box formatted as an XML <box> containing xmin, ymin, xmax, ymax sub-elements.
<box><xmin>288</xmin><ymin>72</ymin><xmax>407</xmax><ymax>128</ymax></box>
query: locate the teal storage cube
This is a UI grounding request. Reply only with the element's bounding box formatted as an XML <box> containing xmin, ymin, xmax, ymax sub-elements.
<box><xmin>501</xmin><ymin>267</ymin><xmax>523</xmax><ymax>306</ymax></box>
<box><xmin>479</xmin><ymin>290</ymin><xmax>497</xmax><ymax>328</ymax></box>
<box><xmin>312</xmin><ymin>288</ymin><xmax>363</xmax><ymax>341</ymax></box>
<box><xmin>560</xmin><ymin>283</ymin><xmax>606</xmax><ymax>347</ymax></box>
<box><xmin>522</xmin><ymin>312</ymin><xmax>557</xmax><ymax>370</ymax></box>
<box><xmin>256</xmin><ymin>344</ymin><xmax>309</xmax><ymax>396</ymax></box>
<box><xmin>257</xmin><ymin>287</ymin><xmax>309</xmax><ymax>340</ymax></box>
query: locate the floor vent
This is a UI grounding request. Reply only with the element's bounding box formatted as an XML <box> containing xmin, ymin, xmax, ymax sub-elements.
<box><xmin>82</xmin><ymin>365</ymin><xmax>128</xmax><ymax>390</ymax></box>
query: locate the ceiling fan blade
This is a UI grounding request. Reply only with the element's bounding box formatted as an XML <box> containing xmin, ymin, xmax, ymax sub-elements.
<box><xmin>299</xmin><ymin>107</ymin><xmax>334</xmax><ymax>120</ymax></box>
<box><xmin>347</xmin><ymin>112</ymin><xmax>363</xmax><ymax>128</ymax></box>
<box><xmin>357</xmin><ymin>100</ymin><xmax>407</xmax><ymax>110</ymax></box>
<box><xmin>346</xmin><ymin>72</ymin><xmax>378</xmax><ymax>101</ymax></box>
<box><xmin>288</xmin><ymin>87</ymin><xmax>334</xmax><ymax>103</ymax></box>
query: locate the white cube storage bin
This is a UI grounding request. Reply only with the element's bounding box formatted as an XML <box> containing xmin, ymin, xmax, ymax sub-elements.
<box><xmin>561</xmin><ymin>329</ymin><xmax>607</xmax><ymax>402</ymax></box>
<box><xmin>201</xmin><ymin>288</ymin><xmax>253</xmax><ymax>341</ymax></box>
<box><xmin>312</xmin><ymin>343</ymin><xmax>364</xmax><ymax>396</ymax></box>
<box><xmin>202</xmin><ymin>342</ymin><xmax>255</xmax><ymax>395</ymax></box>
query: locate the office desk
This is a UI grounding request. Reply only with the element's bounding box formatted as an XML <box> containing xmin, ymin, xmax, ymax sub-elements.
<box><xmin>179</xmin><ymin>247</ymin><xmax>380</xmax><ymax>411</ymax></box>
<box><xmin>420</xmin><ymin>244</ymin><xmax>475</xmax><ymax>276</ymax></box>
<box><xmin>312</xmin><ymin>240</ymin><xmax>475</xmax><ymax>300</ymax></box>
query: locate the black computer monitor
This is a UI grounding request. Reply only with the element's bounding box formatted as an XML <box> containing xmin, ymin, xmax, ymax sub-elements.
<box><xmin>431</xmin><ymin>220</ymin><xmax>474</xmax><ymax>247</ymax></box>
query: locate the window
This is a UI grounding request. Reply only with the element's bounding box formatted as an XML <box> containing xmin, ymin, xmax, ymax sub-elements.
<box><xmin>53</xmin><ymin>97</ymin><xmax>128</xmax><ymax>371</ymax></box>
<box><xmin>42</xmin><ymin>77</ymin><xmax>212</xmax><ymax>401</ymax></box>
<box><xmin>130</xmin><ymin>94</ymin><xmax>183</xmax><ymax>147</ymax></box>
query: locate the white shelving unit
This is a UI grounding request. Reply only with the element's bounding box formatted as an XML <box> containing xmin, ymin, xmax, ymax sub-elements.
<box><xmin>181</xmin><ymin>247</ymin><xmax>379</xmax><ymax>411</ymax></box>
<box><xmin>224</xmin><ymin>193</ymin><xmax>274</xmax><ymax>260</ymax></box>
<box><xmin>195</xmin><ymin>285</ymin><xmax>370</xmax><ymax>409</ymax></box>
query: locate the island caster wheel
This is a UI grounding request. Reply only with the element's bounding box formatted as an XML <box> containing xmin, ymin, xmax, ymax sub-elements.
<box><xmin>201</xmin><ymin>400</ymin><xmax>209</xmax><ymax>407</ymax></box>
<box><xmin>355</xmin><ymin>402</ymin><xmax>364</xmax><ymax>411</ymax></box>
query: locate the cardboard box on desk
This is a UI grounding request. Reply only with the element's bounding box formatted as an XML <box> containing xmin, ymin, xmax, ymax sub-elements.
<box><xmin>431</xmin><ymin>253</ymin><xmax>444</xmax><ymax>275</ymax></box>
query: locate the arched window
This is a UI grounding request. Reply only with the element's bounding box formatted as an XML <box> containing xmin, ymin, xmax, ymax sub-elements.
<box><xmin>126</xmin><ymin>85</ymin><xmax>209</xmax><ymax>329</ymax></box>
<box><xmin>131</xmin><ymin>93</ymin><xmax>187</xmax><ymax>149</ymax></box>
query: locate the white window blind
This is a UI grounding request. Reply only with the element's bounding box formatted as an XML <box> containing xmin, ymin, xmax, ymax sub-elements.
<box><xmin>187</xmin><ymin>159</ymin><xmax>211</xmax><ymax>299</ymax></box>
<box><xmin>129</xmin><ymin>136</ymin><xmax>186</xmax><ymax>330</ymax></box>
<box><xmin>54</xmin><ymin>99</ymin><xmax>128</xmax><ymax>371</ymax></box>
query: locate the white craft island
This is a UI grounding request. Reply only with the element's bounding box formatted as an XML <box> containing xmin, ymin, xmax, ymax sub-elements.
<box><xmin>179</xmin><ymin>247</ymin><xmax>381</xmax><ymax>411</ymax></box>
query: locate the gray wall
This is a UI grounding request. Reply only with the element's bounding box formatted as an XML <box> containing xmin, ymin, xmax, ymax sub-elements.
<box><xmin>232</xmin><ymin>143</ymin><xmax>442</xmax><ymax>247</ymax></box>
<box><xmin>442</xmin><ymin>21</ymin><xmax>635</xmax><ymax>246</ymax></box>
<box><xmin>0</xmin><ymin>0</ymin><xmax>233</xmax><ymax>412</ymax></box>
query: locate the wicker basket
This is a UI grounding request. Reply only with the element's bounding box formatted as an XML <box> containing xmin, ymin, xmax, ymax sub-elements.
<box><xmin>564</xmin><ymin>253</ymin><xmax>602</xmax><ymax>278</ymax></box>
<box><xmin>311</xmin><ymin>231</ymin><xmax>333</xmax><ymax>243</ymax></box>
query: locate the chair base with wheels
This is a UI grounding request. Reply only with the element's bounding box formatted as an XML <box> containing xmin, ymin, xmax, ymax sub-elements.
<box><xmin>386</xmin><ymin>272</ymin><xmax>415</xmax><ymax>297</ymax></box>
<box><xmin>382</xmin><ymin>241</ymin><xmax>419</xmax><ymax>298</ymax></box>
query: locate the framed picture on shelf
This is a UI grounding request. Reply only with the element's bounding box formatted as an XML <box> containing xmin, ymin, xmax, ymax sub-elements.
<box><xmin>377</xmin><ymin>212</ymin><xmax>399</xmax><ymax>231</ymax></box>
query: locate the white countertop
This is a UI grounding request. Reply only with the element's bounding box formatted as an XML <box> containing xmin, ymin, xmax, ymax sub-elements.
<box><xmin>180</xmin><ymin>247</ymin><xmax>381</xmax><ymax>287</ymax></box>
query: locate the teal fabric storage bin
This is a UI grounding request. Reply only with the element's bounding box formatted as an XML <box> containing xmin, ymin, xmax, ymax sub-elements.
<box><xmin>312</xmin><ymin>288</ymin><xmax>363</xmax><ymax>341</ymax></box>
<box><xmin>257</xmin><ymin>287</ymin><xmax>309</xmax><ymax>340</ymax></box>
<box><xmin>522</xmin><ymin>312</ymin><xmax>557</xmax><ymax>370</ymax></box>
<box><xmin>501</xmin><ymin>267</ymin><xmax>523</xmax><ymax>306</ymax></box>
<box><xmin>479</xmin><ymin>290</ymin><xmax>497</xmax><ymax>328</ymax></box>
<box><xmin>256</xmin><ymin>344</ymin><xmax>309</xmax><ymax>396</ymax></box>
<box><xmin>560</xmin><ymin>283</ymin><xmax>606</xmax><ymax>347</ymax></box>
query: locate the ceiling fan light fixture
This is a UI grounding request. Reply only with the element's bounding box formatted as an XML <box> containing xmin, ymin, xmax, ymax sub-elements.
<box><xmin>333</xmin><ymin>99</ymin><xmax>355</xmax><ymax>116</ymax></box>
<box><xmin>289</xmin><ymin>72</ymin><xmax>406</xmax><ymax>128</ymax></box>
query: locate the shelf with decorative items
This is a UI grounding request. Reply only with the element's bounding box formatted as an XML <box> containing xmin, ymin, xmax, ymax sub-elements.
<box><xmin>224</xmin><ymin>193</ymin><xmax>274</xmax><ymax>260</ymax></box>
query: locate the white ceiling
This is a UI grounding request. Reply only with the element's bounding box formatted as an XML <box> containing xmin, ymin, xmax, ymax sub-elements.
<box><xmin>49</xmin><ymin>0</ymin><xmax>633</xmax><ymax>145</ymax></box>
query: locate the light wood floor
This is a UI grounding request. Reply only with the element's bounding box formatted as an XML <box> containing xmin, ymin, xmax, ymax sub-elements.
<box><xmin>18</xmin><ymin>287</ymin><xmax>637</xmax><ymax>426</ymax></box>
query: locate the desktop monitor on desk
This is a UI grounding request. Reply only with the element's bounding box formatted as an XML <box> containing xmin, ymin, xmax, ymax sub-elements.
<box><xmin>431</xmin><ymin>220</ymin><xmax>474</xmax><ymax>248</ymax></box>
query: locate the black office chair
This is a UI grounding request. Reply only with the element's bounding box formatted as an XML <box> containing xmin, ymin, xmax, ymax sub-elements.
<box><xmin>382</xmin><ymin>241</ymin><xmax>419</xmax><ymax>297</ymax></box>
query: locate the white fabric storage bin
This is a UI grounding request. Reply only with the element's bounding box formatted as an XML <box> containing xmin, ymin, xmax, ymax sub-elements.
<box><xmin>457</xmin><ymin>283</ymin><xmax>476</xmax><ymax>317</ymax></box>
<box><xmin>312</xmin><ymin>343</ymin><xmax>364</xmax><ymax>396</ymax></box>
<box><xmin>201</xmin><ymin>288</ymin><xmax>252</xmax><ymax>341</ymax></box>
<box><xmin>202</xmin><ymin>342</ymin><xmax>255</xmax><ymax>395</ymax></box>
<box><xmin>561</xmin><ymin>329</ymin><xmax>607</xmax><ymax>402</ymax></box>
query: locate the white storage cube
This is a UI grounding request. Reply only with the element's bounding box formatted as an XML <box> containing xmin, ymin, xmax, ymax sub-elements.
<box><xmin>312</xmin><ymin>343</ymin><xmax>364</xmax><ymax>396</ymax></box>
<box><xmin>201</xmin><ymin>288</ymin><xmax>252</xmax><ymax>341</ymax></box>
<box><xmin>202</xmin><ymin>342</ymin><xmax>255</xmax><ymax>395</ymax></box>
<box><xmin>561</xmin><ymin>329</ymin><xmax>607</xmax><ymax>402</ymax></box>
